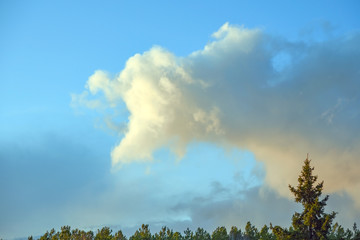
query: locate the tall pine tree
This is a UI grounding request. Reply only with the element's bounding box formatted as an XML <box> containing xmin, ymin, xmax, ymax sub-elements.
<box><xmin>289</xmin><ymin>155</ymin><xmax>336</xmax><ymax>239</ymax></box>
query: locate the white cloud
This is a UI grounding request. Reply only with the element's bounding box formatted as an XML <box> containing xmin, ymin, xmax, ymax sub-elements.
<box><xmin>73</xmin><ymin>23</ymin><xmax>360</xmax><ymax>206</ymax></box>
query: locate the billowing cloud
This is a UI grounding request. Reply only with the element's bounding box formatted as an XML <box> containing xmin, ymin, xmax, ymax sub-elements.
<box><xmin>73</xmin><ymin>23</ymin><xmax>360</xmax><ymax>205</ymax></box>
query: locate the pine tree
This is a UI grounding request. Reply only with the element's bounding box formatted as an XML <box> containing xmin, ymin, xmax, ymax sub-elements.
<box><xmin>129</xmin><ymin>224</ymin><xmax>152</xmax><ymax>240</ymax></box>
<box><xmin>244</xmin><ymin>222</ymin><xmax>259</xmax><ymax>240</ymax></box>
<box><xmin>211</xmin><ymin>227</ymin><xmax>228</xmax><ymax>240</ymax></box>
<box><xmin>288</xmin><ymin>155</ymin><xmax>337</xmax><ymax>239</ymax></box>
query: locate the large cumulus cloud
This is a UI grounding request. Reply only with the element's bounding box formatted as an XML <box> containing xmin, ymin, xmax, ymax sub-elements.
<box><xmin>73</xmin><ymin>23</ymin><xmax>360</xmax><ymax>205</ymax></box>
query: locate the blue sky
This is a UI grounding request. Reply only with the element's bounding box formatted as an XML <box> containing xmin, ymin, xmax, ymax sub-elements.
<box><xmin>1</xmin><ymin>1</ymin><xmax>360</xmax><ymax>239</ymax></box>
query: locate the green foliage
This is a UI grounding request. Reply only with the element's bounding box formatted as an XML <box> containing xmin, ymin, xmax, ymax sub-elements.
<box><xmin>171</xmin><ymin>231</ymin><xmax>183</xmax><ymax>240</ymax></box>
<box><xmin>32</xmin><ymin>221</ymin><xmax>360</xmax><ymax>240</ymax></box>
<box><xmin>229</xmin><ymin>226</ymin><xmax>242</xmax><ymax>240</ymax></box>
<box><xmin>194</xmin><ymin>228</ymin><xmax>210</xmax><ymax>240</ymax></box>
<box><xmin>154</xmin><ymin>226</ymin><xmax>175</xmax><ymax>240</ymax></box>
<box><xmin>211</xmin><ymin>226</ymin><xmax>228</xmax><ymax>240</ymax></box>
<box><xmin>328</xmin><ymin>222</ymin><xmax>356</xmax><ymax>240</ymax></box>
<box><xmin>39</xmin><ymin>228</ymin><xmax>58</xmax><ymax>240</ymax></box>
<box><xmin>245</xmin><ymin>221</ymin><xmax>259</xmax><ymax>240</ymax></box>
<box><xmin>271</xmin><ymin>225</ymin><xmax>302</xmax><ymax>240</ymax></box>
<box><xmin>35</xmin><ymin>226</ymin><xmax>96</xmax><ymax>240</ymax></box>
<box><xmin>353</xmin><ymin>223</ymin><xmax>360</xmax><ymax>240</ymax></box>
<box><xmin>59</xmin><ymin>226</ymin><xmax>71</xmax><ymax>240</ymax></box>
<box><xmin>95</xmin><ymin>227</ymin><xmax>113</xmax><ymax>240</ymax></box>
<box><xmin>129</xmin><ymin>224</ymin><xmax>152</xmax><ymax>240</ymax></box>
<box><xmin>259</xmin><ymin>225</ymin><xmax>275</xmax><ymax>240</ymax></box>
<box><xmin>113</xmin><ymin>230</ymin><xmax>127</xmax><ymax>240</ymax></box>
<box><xmin>72</xmin><ymin>228</ymin><xmax>94</xmax><ymax>240</ymax></box>
<box><xmin>183</xmin><ymin>228</ymin><xmax>193</xmax><ymax>240</ymax></box>
<box><xmin>273</xmin><ymin>156</ymin><xmax>337</xmax><ymax>240</ymax></box>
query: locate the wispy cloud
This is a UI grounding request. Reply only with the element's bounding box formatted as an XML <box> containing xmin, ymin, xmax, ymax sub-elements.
<box><xmin>73</xmin><ymin>23</ymin><xmax>360</xmax><ymax>206</ymax></box>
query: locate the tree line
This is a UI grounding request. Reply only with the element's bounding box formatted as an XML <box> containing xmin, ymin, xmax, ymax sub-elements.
<box><xmin>28</xmin><ymin>157</ymin><xmax>360</xmax><ymax>240</ymax></box>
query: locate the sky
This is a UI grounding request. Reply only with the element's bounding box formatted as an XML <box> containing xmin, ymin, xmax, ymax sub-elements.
<box><xmin>1</xmin><ymin>0</ymin><xmax>360</xmax><ymax>239</ymax></box>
